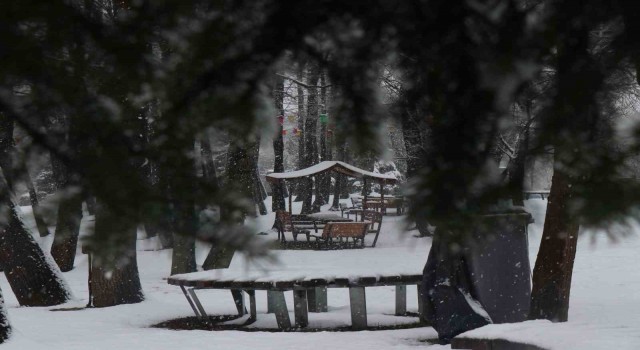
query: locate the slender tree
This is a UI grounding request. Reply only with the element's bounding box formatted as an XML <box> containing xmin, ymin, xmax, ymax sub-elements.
<box><xmin>302</xmin><ymin>62</ymin><xmax>321</xmax><ymax>213</ymax></box>
<box><xmin>271</xmin><ymin>74</ymin><xmax>287</xmax><ymax>212</ymax></box>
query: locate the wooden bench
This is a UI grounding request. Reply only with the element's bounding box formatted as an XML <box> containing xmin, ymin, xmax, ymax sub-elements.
<box><xmin>362</xmin><ymin>210</ymin><xmax>383</xmax><ymax>247</ymax></box>
<box><xmin>168</xmin><ymin>273</ymin><xmax>425</xmax><ymax>330</ymax></box>
<box><xmin>276</xmin><ymin>211</ymin><xmax>311</xmax><ymax>242</ymax></box>
<box><xmin>312</xmin><ymin>222</ymin><xmax>369</xmax><ymax>249</ymax></box>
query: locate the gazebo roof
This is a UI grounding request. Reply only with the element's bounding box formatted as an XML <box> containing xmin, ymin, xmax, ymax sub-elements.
<box><xmin>265</xmin><ymin>161</ymin><xmax>398</xmax><ymax>184</ymax></box>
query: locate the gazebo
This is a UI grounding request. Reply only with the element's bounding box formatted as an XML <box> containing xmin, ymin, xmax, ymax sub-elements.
<box><xmin>265</xmin><ymin>161</ymin><xmax>398</xmax><ymax>214</ymax></box>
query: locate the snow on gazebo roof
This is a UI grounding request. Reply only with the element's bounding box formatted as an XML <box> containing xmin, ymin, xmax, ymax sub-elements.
<box><xmin>265</xmin><ymin>161</ymin><xmax>398</xmax><ymax>184</ymax></box>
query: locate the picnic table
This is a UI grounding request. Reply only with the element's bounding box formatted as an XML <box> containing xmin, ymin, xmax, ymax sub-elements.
<box><xmin>306</xmin><ymin>212</ymin><xmax>353</xmax><ymax>222</ymax></box>
<box><xmin>168</xmin><ymin>270</ymin><xmax>425</xmax><ymax>330</ymax></box>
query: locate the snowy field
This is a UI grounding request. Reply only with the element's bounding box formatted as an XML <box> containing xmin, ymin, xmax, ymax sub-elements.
<box><xmin>0</xmin><ymin>197</ymin><xmax>639</xmax><ymax>349</ymax></box>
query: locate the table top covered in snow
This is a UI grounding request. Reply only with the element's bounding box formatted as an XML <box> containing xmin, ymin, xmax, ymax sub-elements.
<box><xmin>168</xmin><ymin>268</ymin><xmax>422</xmax><ymax>290</ymax></box>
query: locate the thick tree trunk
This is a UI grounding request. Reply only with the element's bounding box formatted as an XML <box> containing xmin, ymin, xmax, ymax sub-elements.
<box><xmin>303</xmin><ymin>62</ymin><xmax>321</xmax><ymax>214</ymax></box>
<box><xmin>529</xmin><ymin>167</ymin><xmax>579</xmax><ymax>322</ymax></box>
<box><xmin>400</xmin><ymin>107</ymin><xmax>432</xmax><ymax>236</ymax></box>
<box><xmin>0</xmin><ymin>193</ymin><xmax>71</xmax><ymax>306</ymax></box>
<box><xmin>0</xmin><ymin>286</ymin><xmax>10</xmax><ymax>342</ymax></box>
<box><xmin>250</xmin><ymin>138</ymin><xmax>267</xmax><ymax>215</ymax></box>
<box><xmin>90</xmin><ymin>201</ymin><xmax>144</xmax><ymax>307</ymax></box>
<box><xmin>26</xmin><ymin>175</ymin><xmax>50</xmax><ymax>237</ymax></box>
<box><xmin>201</xmin><ymin>140</ymin><xmax>255</xmax><ymax>268</ymax></box>
<box><xmin>318</xmin><ymin>71</ymin><xmax>331</xmax><ymax>203</ymax></box>
<box><xmin>272</xmin><ymin>74</ymin><xmax>286</xmax><ymax>212</ymax></box>
<box><xmin>50</xmin><ymin>155</ymin><xmax>83</xmax><ymax>272</ymax></box>
<box><xmin>0</xmin><ymin>117</ymin><xmax>50</xmax><ymax>238</ymax></box>
<box><xmin>331</xmin><ymin>138</ymin><xmax>346</xmax><ymax>209</ymax></box>
<box><xmin>294</xmin><ymin>62</ymin><xmax>306</xmax><ymax>201</ymax></box>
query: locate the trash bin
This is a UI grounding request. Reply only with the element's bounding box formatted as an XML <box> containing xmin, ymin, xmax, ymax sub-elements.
<box><xmin>422</xmin><ymin>207</ymin><xmax>533</xmax><ymax>342</ymax></box>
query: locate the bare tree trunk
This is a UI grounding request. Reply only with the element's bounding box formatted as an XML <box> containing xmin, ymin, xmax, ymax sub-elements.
<box><xmin>272</xmin><ymin>74</ymin><xmax>286</xmax><ymax>212</ymax></box>
<box><xmin>50</xmin><ymin>154</ymin><xmax>83</xmax><ymax>272</ymax></box>
<box><xmin>400</xmin><ymin>107</ymin><xmax>432</xmax><ymax>236</ymax></box>
<box><xmin>0</xmin><ymin>286</ymin><xmax>10</xmax><ymax>342</ymax></box>
<box><xmin>25</xmin><ymin>175</ymin><xmax>50</xmax><ymax>237</ymax></box>
<box><xmin>0</xmin><ymin>114</ymin><xmax>70</xmax><ymax>306</ymax></box>
<box><xmin>303</xmin><ymin>62</ymin><xmax>320</xmax><ymax>214</ymax></box>
<box><xmin>294</xmin><ymin>62</ymin><xmax>306</xmax><ymax>201</ymax></box>
<box><xmin>169</xmin><ymin>144</ymin><xmax>197</xmax><ymax>275</ymax></box>
<box><xmin>90</xmin><ymin>201</ymin><xmax>144</xmax><ymax>307</ymax></box>
<box><xmin>529</xmin><ymin>166</ymin><xmax>579</xmax><ymax>322</ymax></box>
<box><xmin>331</xmin><ymin>138</ymin><xmax>346</xmax><ymax>209</ymax></box>
<box><xmin>318</xmin><ymin>71</ymin><xmax>331</xmax><ymax>203</ymax></box>
<box><xmin>201</xmin><ymin>140</ymin><xmax>255</xmax><ymax>269</ymax></box>
<box><xmin>0</xmin><ymin>190</ymin><xmax>71</xmax><ymax>306</ymax></box>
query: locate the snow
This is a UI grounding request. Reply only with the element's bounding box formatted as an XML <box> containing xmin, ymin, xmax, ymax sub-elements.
<box><xmin>2</xmin><ymin>197</ymin><xmax>640</xmax><ymax>349</ymax></box>
<box><xmin>0</xmin><ymin>196</ymin><xmax>440</xmax><ymax>349</ymax></box>
<box><xmin>266</xmin><ymin>161</ymin><xmax>397</xmax><ymax>181</ymax></box>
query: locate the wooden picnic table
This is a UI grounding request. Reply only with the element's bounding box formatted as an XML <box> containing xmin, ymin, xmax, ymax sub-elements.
<box><xmin>168</xmin><ymin>272</ymin><xmax>424</xmax><ymax>330</ymax></box>
<box><xmin>306</xmin><ymin>212</ymin><xmax>353</xmax><ymax>222</ymax></box>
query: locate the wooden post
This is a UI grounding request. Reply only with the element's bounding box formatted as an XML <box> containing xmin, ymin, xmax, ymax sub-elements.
<box><xmin>349</xmin><ymin>286</ymin><xmax>368</xmax><ymax>330</ymax></box>
<box><xmin>380</xmin><ymin>179</ymin><xmax>385</xmax><ymax>215</ymax></box>
<box><xmin>362</xmin><ymin>177</ymin><xmax>368</xmax><ymax>222</ymax></box>
<box><xmin>287</xmin><ymin>180</ymin><xmax>293</xmax><ymax>215</ymax></box>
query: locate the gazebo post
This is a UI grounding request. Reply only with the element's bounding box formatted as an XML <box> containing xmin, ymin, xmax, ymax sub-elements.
<box><xmin>362</xmin><ymin>177</ymin><xmax>368</xmax><ymax>222</ymax></box>
<box><xmin>380</xmin><ymin>179</ymin><xmax>385</xmax><ymax>215</ymax></box>
<box><xmin>287</xmin><ymin>180</ymin><xmax>293</xmax><ymax>215</ymax></box>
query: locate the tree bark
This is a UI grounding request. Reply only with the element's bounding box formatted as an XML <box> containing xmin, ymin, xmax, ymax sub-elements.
<box><xmin>400</xmin><ymin>107</ymin><xmax>432</xmax><ymax>236</ymax></box>
<box><xmin>90</xmin><ymin>201</ymin><xmax>144</xmax><ymax>307</ymax></box>
<box><xmin>272</xmin><ymin>74</ymin><xmax>287</xmax><ymax>212</ymax></box>
<box><xmin>318</xmin><ymin>71</ymin><xmax>331</xmax><ymax>203</ymax></box>
<box><xmin>50</xmin><ymin>154</ymin><xmax>83</xmax><ymax>272</ymax></box>
<box><xmin>303</xmin><ymin>62</ymin><xmax>320</xmax><ymax>214</ymax></box>
<box><xmin>294</xmin><ymin>62</ymin><xmax>306</xmax><ymax>201</ymax></box>
<box><xmin>201</xmin><ymin>140</ymin><xmax>255</xmax><ymax>269</ymax></box>
<box><xmin>0</xmin><ymin>286</ymin><xmax>10</xmax><ymax>342</ymax></box>
<box><xmin>0</xmin><ymin>189</ymin><xmax>71</xmax><ymax>306</ymax></box>
<box><xmin>529</xmin><ymin>166</ymin><xmax>579</xmax><ymax>322</ymax></box>
<box><xmin>25</xmin><ymin>174</ymin><xmax>50</xmax><ymax>237</ymax></box>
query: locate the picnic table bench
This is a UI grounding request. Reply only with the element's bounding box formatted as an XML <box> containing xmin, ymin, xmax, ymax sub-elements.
<box><xmin>168</xmin><ymin>272</ymin><xmax>425</xmax><ymax>330</ymax></box>
<box><xmin>276</xmin><ymin>211</ymin><xmax>353</xmax><ymax>243</ymax></box>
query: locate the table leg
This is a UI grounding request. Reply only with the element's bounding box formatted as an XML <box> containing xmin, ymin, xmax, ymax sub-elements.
<box><xmin>417</xmin><ymin>284</ymin><xmax>425</xmax><ymax>318</ymax></box>
<box><xmin>267</xmin><ymin>290</ymin><xmax>277</xmax><ymax>313</ymax></box>
<box><xmin>179</xmin><ymin>285</ymin><xmax>200</xmax><ymax>317</ymax></box>
<box><xmin>349</xmin><ymin>287</ymin><xmax>367</xmax><ymax>330</ymax></box>
<box><xmin>246</xmin><ymin>290</ymin><xmax>257</xmax><ymax>321</ymax></box>
<box><xmin>395</xmin><ymin>285</ymin><xmax>407</xmax><ymax>316</ymax></box>
<box><xmin>271</xmin><ymin>291</ymin><xmax>291</xmax><ymax>329</ymax></box>
<box><xmin>231</xmin><ymin>289</ymin><xmax>245</xmax><ymax>315</ymax></box>
<box><xmin>307</xmin><ymin>287</ymin><xmax>328</xmax><ymax>312</ymax></box>
<box><xmin>293</xmin><ymin>289</ymin><xmax>309</xmax><ymax>328</ymax></box>
<box><xmin>188</xmin><ymin>288</ymin><xmax>207</xmax><ymax>317</ymax></box>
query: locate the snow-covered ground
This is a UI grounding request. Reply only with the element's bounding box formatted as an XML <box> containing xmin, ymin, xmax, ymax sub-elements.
<box><xmin>1</xmin><ymin>197</ymin><xmax>638</xmax><ymax>349</ymax></box>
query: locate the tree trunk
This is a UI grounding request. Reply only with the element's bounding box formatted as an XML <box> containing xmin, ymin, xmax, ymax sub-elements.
<box><xmin>294</xmin><ymin>62</ymin><xmax>306</xmax><ymax>201</ymax></box>
<box><xmin>303</xmin><ymin>62</ymin><xmax>320</xmax><ymax>214</ymax></box>
<box><xmin>90</xmin><ymin>201</ymin><xmax>144</xmax><ymax>307</ymax></box>
<box><xmin>0</xmin><ymin>286</ymin><xmax>10</xmax><ymax>342</ymax></box>
<box><xmin>318</xmin><ymin>71</ymin><xmax>331</xmax><ymax>203</ymax></box>
<box><xmin>529</xmin><ymin>166</ymin><xmax>579</xmax><ymax>322</ymax></box>
<box><xmin>50</xmin><ymin>154</ymin><xmax>83</xmax><ymax>272</ymax></box>
<box><xmin>272</xmin><ymin>74</ymin><xmax>286</xmax><ymax>212</ymax></box>
<box><xmin>250</xmin><ymin>138</ymin><xmax>267</xmax><ymax>215</ymax></box>
<box><xmin>400</xmin><ymin>107</ymin><xmax>432</xmax><ymax>236</ymax></box>
<box><xmin>0</xmin><ymin>191</ymin><xmax>71</xmax><ymax>306</ymax></box>
<box><xmin>0</xmin><ymin>117</ymin><xmax>50</xmax><ymax>238</ymax></box>
<box><xmin>201</xmin><ymin>140</ymin><xmax>255</xmax><ymax>268</ymax></box>
<box><xmin>331</xmin><ymin>138</ymin><xmax>346</xmax><ymax>209</ymax></box>
<box><xmin>26</xmin><ymin>175</ymin><xmax>50</xmax><ymax>237</ymax></box>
